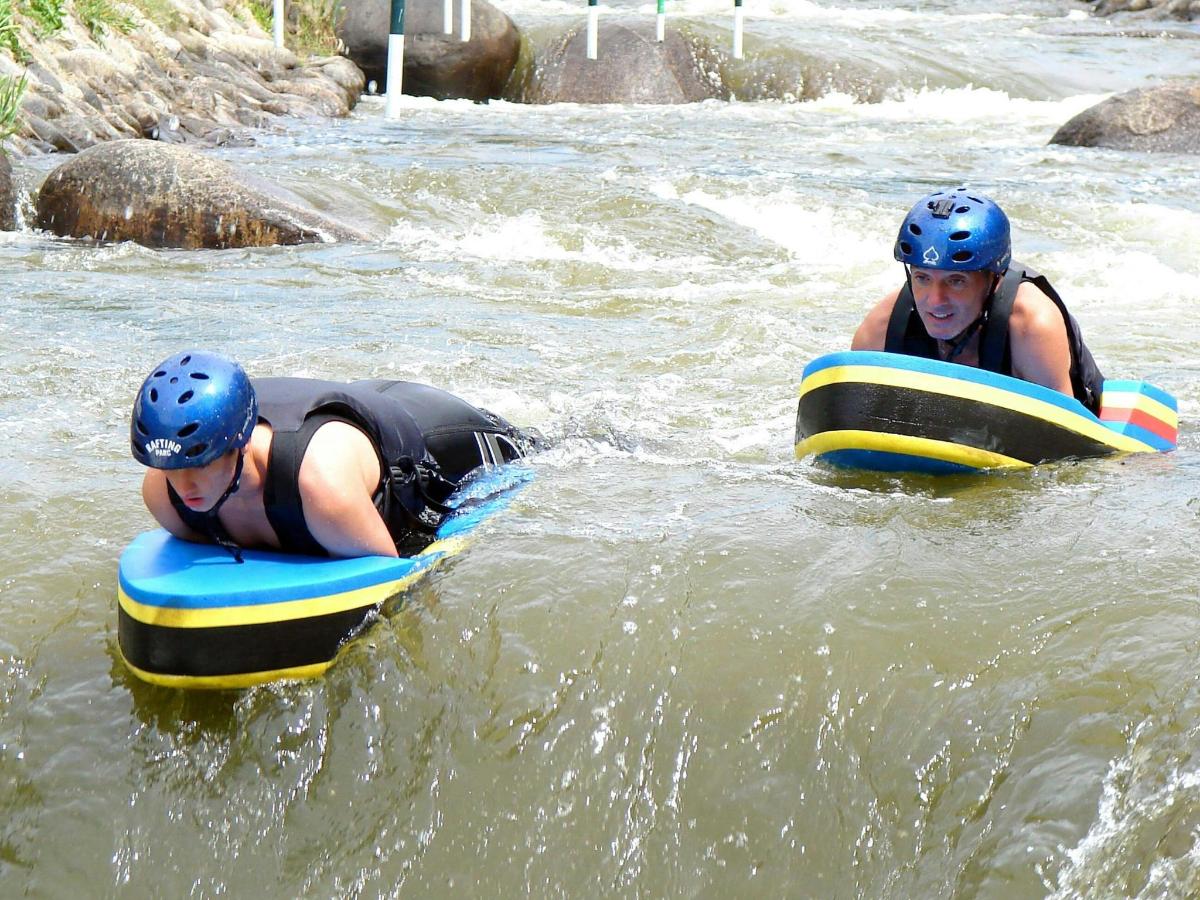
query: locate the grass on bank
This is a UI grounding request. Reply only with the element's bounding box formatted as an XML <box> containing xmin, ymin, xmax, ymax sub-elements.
<box><xmin>242</xmin><ymin>0</ymin><xmax>343</xmax><ymax>56</ymax></box>
<box><xmin>25</xmin><ymin>0</ymin><xmax>65</xmax><ymax>36</ymax></box>
<box><xmin>291</xmin><ymin>0</ymin><xmax>342</xmax><ymax>57</ymax></box>
<box><xmin>0</xmin><ymin>71</ymin><xmax>26</xmax><ymax>141</ymax></box>
<box><xmin>0</xmin><ymin>0</ymin><xmax>21</xmax><ymax>58</ymax></box>
<box><xmin>76</xmin><ymin>0</ymin><xmax>135</xmax><ymax>42</ymax></box>
<box><xmin>0</xmin><ymin>0</ymin><xmax>343</xmax><ymax>62</ymax></box>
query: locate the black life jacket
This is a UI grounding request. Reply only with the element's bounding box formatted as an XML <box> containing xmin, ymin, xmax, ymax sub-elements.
<box><xmin>883</xmin><ymin>261</ymin><xmax>1105</xmax><ymax>413</ymax></box>
<box><xmin>168</xmin><ymin>379</ymin><xmax>532</xmax><ymax>557</ymax></box>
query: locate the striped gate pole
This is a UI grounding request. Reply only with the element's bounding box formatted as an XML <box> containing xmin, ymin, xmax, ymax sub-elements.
<box><xmin>444</xmin><ymin>0</ymin><xmax>452</xmax><ymax>33</ymax></box>
<box><xmin>656</xmin><ymin>0</ymin><xmax>665</xmax><ymax>41</ymax></box>
<box><xmin>733</xmin><ymin>0</ymin><xmax>744</xmax><ymax>59</ymax></box>
<box><xmin>385</xmin><ymin>0</ymin><xmax>406</xmax><ymax>119</ymax></box>
<box><xmin>587</xmin><ymin>0</ymin><xmax>599</xmax><ymax>60</ymax></box>
<box><xmin>272</xmin><ymin>0</ymin><xmax>284</xmax><ymax>48</ymax></box>
<box><xmin>461</xmin><ymin>0</ymin><xmax>472</xmax><ymax>41</ymax></box>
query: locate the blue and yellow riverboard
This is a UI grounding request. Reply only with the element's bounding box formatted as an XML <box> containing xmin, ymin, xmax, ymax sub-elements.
<box><xmin>118</xmin><ymin>466</ymin><xmax>532</xmax><ymax>690</ymax></box>
<box><xmin>795</xmin><ymin>351</ymin><xmax>1177</xmax><ymax>474</ymax></box>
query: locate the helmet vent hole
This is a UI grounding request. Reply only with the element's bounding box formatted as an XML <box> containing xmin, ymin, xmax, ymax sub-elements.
<box><xmin>184</xmin><ymin>443</ymin><xmax>208</xmax><ymax>459</ymax></box>
<box><xmin>177</xmin><ymin>390</ymin><xmax>194</xmax><ymax>404</ymax></box>
<box><xmin>908</xmin><ymin>224</ymin><xmax>922</xmax><ymax>236</ymax></box>
<box><xmin>899</xmin><ymin>241</ymin><xmax>913</xmax><ymax>254</ymax></box>
<box><xmin>967</xmin><ymin>196</ymin><xmax>983</xmax><ymax>204</ymax></box>
<box><xmin>949</xmin><ymin>231</ymin><xmax>970</xmax><ymax>241</ymax></box>
<box><xmin>149</xmin><ymin>388</ymin><xmax>158</xmax><ymax>402</ymax></box>
<box><xmin>135</xmin><ymin>419</ymin><xmax>149</xmax><ymax>437</ymax></box>
<box><xmin>180</xmin><ymin>355</ymin><xmax>192</xmax><ymax>366</ymax></box>
<box><xmin>955</xmin><ymin>206</ymin><xmax>970</xmax><ymax>214</ymax></box>
<box><xmin>178</xmin><ymin>423</ymin><xmax>199</xmax><ymax>438</ymax></box>
<box><xmin>152</xmin><ymin>370</ymin><xmax>166</xmax><ymax>378</ymax></box>
<box><xmin>190</xmin><ymin>372</ymin><xmax>209</xmax><ymax>380</ymax></box>
<box><xmin>951</xmin><ymin>250</ymin><xmax>974</xmax><ymax>263</ymax></box>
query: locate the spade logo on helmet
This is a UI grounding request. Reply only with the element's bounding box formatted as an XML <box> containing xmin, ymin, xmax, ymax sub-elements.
<box><xmin>146</xmin><ymin>438</ymin><xmax>182</xmax><ymax>458</ymax></box>
<box><xmin>922</xmin><ymin>246</ymin><xmax>940</xmax><ymax>265</ymax></box>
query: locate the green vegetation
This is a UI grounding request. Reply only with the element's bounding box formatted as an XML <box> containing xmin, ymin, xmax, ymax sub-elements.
<box><xmin>0</xmin><ymin>0</ymin><xmax>22</xmax><ymax>59</ymax></box>
<box><xmin>291</xmin><ymin>0</ymin><xmax>343</xmax><ymax>58</ymax></box>
<box><xmin>75</xmin><ymin>0</ymin><xmax>135</xmax><ymax>43</ymax></box>
<box><xmin>0</xmin><ymin>71</ymin><xmax>26</xmax><ymax>141</ymax></box>
<box><xmin>245</xmin><ymin>0</ymin><xmax>270</xmax><ymax>33</ymax></box>
<box><xmin>25</xmin><ymin>0</ymin><xmax>65</xmax><ymax>37</ymax></box>
<box><xmin>235</xmin><ymin>0</ymin><xmax>344</xmax><ymax>56</ymax></box>
<box><xmin>124</xmin><ymin>0</ymin><xmax>181</xmax><ymax>32</ymax></box>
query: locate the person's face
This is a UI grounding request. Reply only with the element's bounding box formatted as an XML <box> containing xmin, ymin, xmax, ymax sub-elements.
<box><xmin>165</xmin><ymin>449</ymin><xmax>239</xmax><ymax>512</ymax></box>
<box><xmin>909</xmin><ymin>267</ymin><xmax>993</xmax><ymax>341</ymax></box>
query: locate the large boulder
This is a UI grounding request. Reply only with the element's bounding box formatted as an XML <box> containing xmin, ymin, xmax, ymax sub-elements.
<box><xmin>1088</xmin><ymin>0</ymin><xmax>1199</xmax><ymax>19</ymax></box>
<box><xmin>35</xmin><ymin>139</ymin><xmax>370</xmax><ymax>249</ymax></box>
<box><xmin>339</xmin><ymin>0</ymin><xmax>519</xmax><ymax>100</ymax></box>
<box><xmin>0</xmin><ymin>153</ymin><xmax>14</xmax><ymax>231</ymax></box>
<box><xmin>1050</xmin><ymin>80</ymin><xmax>1200</xmax><ymax>153</ymax></box>
<box><xmin>515</xmin><ymin>21</ymin><xmax>722</xmax><ymax>105</ymax></box>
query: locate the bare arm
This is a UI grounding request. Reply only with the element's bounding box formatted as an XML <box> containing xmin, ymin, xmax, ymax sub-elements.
<box><xmin>851</xmin><ymin>289</ymin><xmax>900</xmax><ymax>351</ymax></box>
<box><xmin>297</xmin><ymin>421</ymin><xmax>399</xmax><ymax>559</ymax></box>
<box><xmin>1007</xmin><ymin>282</ymin><xmax>1074</xmax><ymax>398</ymax></box>
<box><xmin>141</xmin><ymin>470</ymin><xmax>209</xmax><ymax>543</ymax></box>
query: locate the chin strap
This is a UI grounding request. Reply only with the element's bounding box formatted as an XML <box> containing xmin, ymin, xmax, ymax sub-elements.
<box><xmin>940</xmin><ymin>313</ymin><xmax>986</xmax><ymax>362</ymax></box>
<box><xmin>911</xmin><ymin>267</ymin><xmax>1000</xmax><ymax>363</ymax></box>
<box><xmin>202</xmin><ymin>450</ymin><xmax>246</xmax><ymax>564</ymax></box>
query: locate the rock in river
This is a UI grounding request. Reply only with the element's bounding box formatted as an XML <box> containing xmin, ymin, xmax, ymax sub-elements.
<box><xmin>1050</xmin><ymin>80</ymin><xmax>1200</xmax><ymax>153</ymax></box>
<box><xmin>517</xmin><ymin>21</ymin><xmax>721</xmax><ymax>105</ymax></box>
<box><xmin>35</xmin><ymin>139</ymin><xmax>369</xmax><ymax>249</ymax></box>
<box><xmin>339</xmin><ymin>0</ymin><xmax>520</xmax><ymax>101</ymax></box>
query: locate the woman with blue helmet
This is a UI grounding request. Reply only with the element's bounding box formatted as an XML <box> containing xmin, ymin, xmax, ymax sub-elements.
<box><xmin>852</xmin><ymin>189</ymin><xmax>1104</xmax><ymax>412</ymax></box>
<box><xmin>132</xmin><ymin>350</ymin><xmax>538</xmax><ymax>559</ymax></box>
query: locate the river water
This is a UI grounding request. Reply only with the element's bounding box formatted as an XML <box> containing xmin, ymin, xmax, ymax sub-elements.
<box><xmin>3</xmin><ymin>0</ymin><xmax>1200</xmax><ymax>896</ymax></box>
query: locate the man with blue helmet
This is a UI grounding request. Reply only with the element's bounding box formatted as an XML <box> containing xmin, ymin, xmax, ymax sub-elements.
<box><xmin>131</xmin><ymin>351</ymin><xmax>537</xmax><ymax>560</ymax></box>
<box><xmin>852</xmin><ymin>189</ymin><xmax>1104</xmax><ymax>412</ymax></box>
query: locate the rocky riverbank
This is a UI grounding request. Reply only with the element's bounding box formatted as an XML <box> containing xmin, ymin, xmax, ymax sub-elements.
<box><xmin>0</xmin><ymin>0</ymin><xmax>362</xmax><ymax>156</ymax></box>
<box><xmin>1085</xmin><ymin>0</ymin><xmax>1200</xmax><ymax>19</ymax></box>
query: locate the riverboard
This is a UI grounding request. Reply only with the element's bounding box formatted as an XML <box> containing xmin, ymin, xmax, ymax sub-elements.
<box><xmin>795</xmin><ymin>351</ymin><xmax>1177</xmax><ymax>474</ymax></box>
<box><xmin>117</xmin><ymin>466</ymin><xmax>532</xmax><ymax>690</ymax></box>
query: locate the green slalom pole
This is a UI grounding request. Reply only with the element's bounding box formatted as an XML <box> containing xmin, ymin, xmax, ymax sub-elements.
<box><xmin>587</xmin><ymin>0</ymin><xmax>599</xmax><ymax>60</ymax></box>
<box><xmin>656</xmin><ymin>0</ymin><xmax>665</xmax><ymax>41</ymax></box>
<box><xmin>385</xmin><ymin>0</ymin><xmax>406</xmax><ymax>118</ymax></box>
<box><xmin>733</xmin><ymin>0</ymin><xmax>744</xmax><ymax>58</ymax></box>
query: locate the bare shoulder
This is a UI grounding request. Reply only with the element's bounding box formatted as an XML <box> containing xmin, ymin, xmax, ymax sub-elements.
<box><xmin>299</xmin><ymin>420</ymin><xmax>380</xmax><ymax>489</ymax></box>
<box><xmin>1008</xmin><ymin>281</ymin><xmax>1073</xmax><ymax>395</ymax></box>
<box><xmin>1009</xmin><ymin>281</ymin><xmax>1069</xmax><ymax>339</ymax></box>
<box><xmin>851</xmin><ymin>289</ymin><xmax>901</xmax><ymax>351</ymax></box>
<box><xmin>296</xmin><ymin>420</ymin><xmax>396</xmax><ymax>558</ymax></box>
<box><xmin>141</xmin><ymin>469</ymin><xmax>206</xmax><ymax>542</ymax></box>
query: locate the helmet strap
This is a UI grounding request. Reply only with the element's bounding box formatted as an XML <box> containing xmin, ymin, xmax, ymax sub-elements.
<box><xmin>907</xmin><ymin>266</ymin><xmax>1000</xmax><ymax>363</ymax></box>
<box><xmin>202</xmin><ymin>450</ymin><xmax>246</xmax><ymax>564</ymax></box>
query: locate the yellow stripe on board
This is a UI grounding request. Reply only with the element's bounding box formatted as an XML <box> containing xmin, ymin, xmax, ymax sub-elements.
<box><xmin>120</xmin><ymin>656</ymin><xmax>332</xmax><ymax>690</ymax></box>
<box><xmin>799</xmin><ymin>364</ymin><xmax>1153</xmax><ymax>453</ymax></box>
<box><xmin>1100</xmin><ymin>391</ymin><xmax>1179</xmax><ymax>429</ymax></box>
<box><xmin>119</xmin><ymin>535</ymin><xmax>471</xmax><ymax>629</ymax></box>
<box><xmin>795</xmin><ymin>429</ymin><xmax>1032</xmax><ymax>470</ymax></box>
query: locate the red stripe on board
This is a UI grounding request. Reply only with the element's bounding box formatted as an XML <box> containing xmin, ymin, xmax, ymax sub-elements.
<box><xmin>1100</xmin><ymin>406</ymin><xmax>1178</xmax><ymax>443</ymax></box>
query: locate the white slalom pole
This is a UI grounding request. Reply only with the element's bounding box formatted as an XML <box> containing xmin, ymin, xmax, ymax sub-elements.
<box><xmin>385</xmin><ymin>0</ymin><xmax>406</xmax><ymax>119</ymax></box>
<box><xmin>656</xmin><ymin>0</ymin><xmax>665</xmax><ymax>42</ymax></box>
<box><xmin>461</xmin><ymin>0</ymin><xmax>471</xmax><ymax>41</ymax></box>
<box><xmin>733</xmin><ymin>0</ymin><xmax>744</xmax><ymax>59</ymax></box>
<box><xmin>443</xmin><ymin>0</ymin><xmax>452</xmax><ymax>34</ymax></box>
<box><xmin>272</xmin><ymin>0</ymin><xmax>284</xmax><ymax>48</ymax></box>
<box><xmin>587</xmin><ymin>0</ymin><xmax>599</xmax><ymax>60</ymax></box>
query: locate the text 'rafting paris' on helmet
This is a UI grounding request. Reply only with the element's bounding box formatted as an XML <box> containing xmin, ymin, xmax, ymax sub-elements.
<box><xmin>893</xmin><ymin>189</ymin><xmax>1012</xmax><ymax>275</ymax></box>
<box><xmin>131</xmin><ymin>351</ymin><xmax>258</xmax><ymax>469</ymax></box>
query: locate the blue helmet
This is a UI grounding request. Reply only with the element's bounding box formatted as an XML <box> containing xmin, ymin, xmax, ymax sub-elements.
<box><xmin>893</xmin><ymin>189</ymin><xmax>1011</xmax><ymax>275</ymax></box>
<box><xmin>131</xmin><ymin>351</ymin><xmax>258</xmax><ymax>469</ymax></box>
